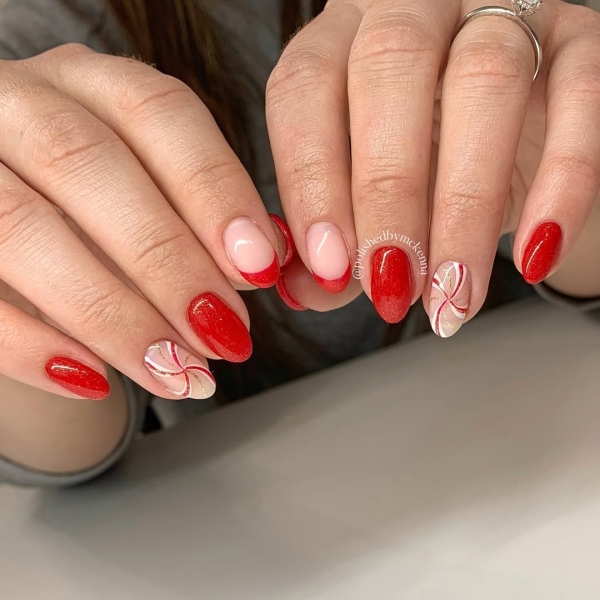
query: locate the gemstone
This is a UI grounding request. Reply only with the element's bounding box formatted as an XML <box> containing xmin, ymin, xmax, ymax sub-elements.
<box><xmin>512</xmin><ymin>0</ymin><xmax>542</xmax><ymax>16</ymax></box>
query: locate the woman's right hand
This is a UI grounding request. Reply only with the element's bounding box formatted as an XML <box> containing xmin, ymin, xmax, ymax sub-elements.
<box><xmin>0</xmin><ymin>44</ymin><xmax>289</xmax><ymax>401</ymax></box>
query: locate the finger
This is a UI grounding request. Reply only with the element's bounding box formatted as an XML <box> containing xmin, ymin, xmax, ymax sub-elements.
<box><xmin>348</xmin><ymin>0</ymin><xmax>456</xmax><ymax>323</ymax></box>
<box><xmin>514</xmin><ymin>22</ymin><xmax>600</xmax><ymax>285</ymax></box>
<box><xmin>267</xmin><ymin>1</ymin><xmax>361</xmax><ymax>297</ymax></box>
<box><xmin>427</xmin><ymin>1</ymin><xmax>550</xmax><ymax>337</ymax></box>
<box><xmin>35</xmin><ymin>44</ymin><xmax>282</xmax><ymax>286</ymax></box>
<box><xmin>0</xmin><ymin>299</ymin><xmax>110</xmax><ymax>400</ymax></box>
<box><xmin>0</xmin><ymin>166</ymin><xmax>216</xmax><ymax>400</ymax></box>
<box><xmin>0</xmin><ymin>57</ymin><xmax>251</xmax><ymax>362</ymax></box>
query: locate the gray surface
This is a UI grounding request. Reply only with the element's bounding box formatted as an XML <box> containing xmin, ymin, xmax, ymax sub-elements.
<box><xmin>3</xmin><ymin>299</ymin><xmax>600</xmax><ymax>599</ymax></box>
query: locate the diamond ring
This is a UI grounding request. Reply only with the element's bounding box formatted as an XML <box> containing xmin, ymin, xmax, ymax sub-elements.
<box><xmin>512</xmin><ymin>0</ymin><xmax>543</xmax><ymax>17</ymax></box>
<box><xmin>455</xmin><ymin>2</ymin><xmax>543</xmax><ymax>81</ymax></box>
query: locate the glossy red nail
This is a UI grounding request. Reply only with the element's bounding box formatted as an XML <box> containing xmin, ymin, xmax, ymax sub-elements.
<box><xmin>371</xmin><ymin>246</ymin><xmax>414</xmax><ymax>324</ymax></box>
<box><xmin>269</xmin><ymin>214</ymin><xmax>296</xmax><ymax>268</ymax></box>
<box><xmin>223</xmin><ymin>217</ymin><xmax>279</xmax><ymax>288</ymax></box>
<box><xmin>276</xmin><ymin>272</ymin><xmax>307</xmax><ymax>311</ymax></box>
<box><xmin>45</xmin><ymin>357</ymin><xmax>110</xmax><ymax>400</ymax></box>
<box><xmin>187</xmin><ymin>293</ymin><xmax>252</xmax><ymax>363</ymax></box>
<box><xmin>522</xmin><ymin>221</ymin><xmax>563</xmax><ymax>284</ymax></box>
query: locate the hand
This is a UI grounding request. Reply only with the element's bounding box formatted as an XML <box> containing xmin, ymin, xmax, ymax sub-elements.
<box><xmin>266</xmin><ymin>0</ymin><xmax>600</xmax><ymax>336</ymax></box>
<box><xmin>0</xmin><ymin>44</ymin><xmax>291</xmax><ymax>401</ymax></box>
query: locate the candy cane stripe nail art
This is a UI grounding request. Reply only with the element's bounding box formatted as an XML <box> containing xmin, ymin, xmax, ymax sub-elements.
<box><xmin>144</xmin><ymin>340</ymin><xmax>216</xmax><ymax>400</ymax></box>
<box><xmin>430</xmin><ymin>262</ymin><xmax>471</xmax><ymax>339</ymax></box>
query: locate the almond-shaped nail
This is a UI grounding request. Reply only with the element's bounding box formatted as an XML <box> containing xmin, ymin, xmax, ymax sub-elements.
<box><xmin>269</xmin><ymin>213</ymin><xmax>295</xmax><ymax>267</ymax></box>
<box><xmin>187</xmin><ymin>292</ymin><xmax>252</xmax><ymax>363</ymax></box>
<box><xmin>306</xmin><ymin>222</ymin><xmax>351</xmax><ymax>294</ymax></box>
<box><xmin>45</xmin><ymin>357</ymin><xmax>110</xmax><ymax>400</ymax></box>
<box><xmin>371</xmin><ymin>246</ymin><xmax>413</xmax><ymax>324</ymax></box>
<box><xmin>522</xmin><ymin>221</ymin><xmax>562</xmax><ymax>284</ymax></box>
<box><xmin>144</xmin><ymin>340</ymin><xmax>216</xmax><ymax>399</ymax></box>
<box><xmin>430</xmin><ymin>261</ymin><xmax>470</xmax><ymax>338</ymax></box>
<box><xmin>224</xmin><ymin>217</ymin><xmax>279</xmax><ymax>288</ymax></box>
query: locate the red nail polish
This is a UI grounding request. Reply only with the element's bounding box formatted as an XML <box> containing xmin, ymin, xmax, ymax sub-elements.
<box><xmin>313</xmin><ymin>264</ymin><xmax>351</xmax><ymax>294</ymax></box>
<box><xmin>522</xmin><ymin>221</ymin><xmax>562</xmax><ymax>284</ymax></box>
<box><xmin>276</xmin><ymin>272</ymin><xmax>307</xmax><ymax>311</ymax></box>
<box><xmin>45</xmin><ymin>357</ymin><xmax>110</xmax><ymax>400</ymax></box>
<box><xmin>187</xmin><ymin>293</ymin><xmax>252</xmax><ymax>363</ymax></box>
<box><xmin>371</xmin><ymin>246</ymin><xmax>414</xmax><ymax>324</ymax></box>
<box><xmin>269</xmin><ymin>214</ymin><xmax>296</xmax><ymax>268</ymax></box>
<box><xmin>239</xmin><ymin>256</ymin><xmax>280</xmax><ymax>288</ymax></box>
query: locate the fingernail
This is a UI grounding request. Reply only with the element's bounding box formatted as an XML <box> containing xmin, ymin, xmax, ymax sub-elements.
<box><xmin>144</xmin><ymin>340</ymin><xmax>216</xmax><ymax>399</ymax></box>
<box><xmin>224</xmin><ymin>217</ymin><xmax>279</xmax><ymax>288</ymax></box>
<box><xmin>187</xmin><ymin>292</ymin><xmax>252</xmax><ymax>363</ymax></box>
<box><xmin>522</xmin><ymin>221</ymin><xmax>563</xmax><ymax>284</ymax></box>
<box><xmin>371</xmin><ymin>246</ymin><xmax>413</xmax><ymax>324</ymax></box>
<box><xmin>430</xmin><ymin>261</ymin><xmax>470</xmax><ymax>338</ymax></box>
<box><xmin>45</xmin><ymin>357</ymin><xmax>110</xmax><ymax>400</ymax></box>
<box><xmin>276</xmin><ymin>272</ymin><xmax>307</xmax><ymax>311</ymax></box>
<box><xmin>269</xmin><ymin>213</ymin><xmax>295</xmax><ymax>267</ymax></box>
<box><xmin>306</xmin><ymin>222</ymin><xmax>351</xmax><ymax>294</ymax></box>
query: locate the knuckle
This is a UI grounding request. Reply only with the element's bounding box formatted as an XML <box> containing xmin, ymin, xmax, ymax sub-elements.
<box><xmin>279</xmin><ymin>153</ymin><xmax>339</xmax><ymax>214</ymax></box>
<box><xmin>75</xmin><ymin>286</ymin><xmax>129</xmax><ymax>335</ymax></box>
<box><xmin>356</xmin><ymin>167</ymin><xmax>422</xmax><ymax>202</ymax></box>
<box><xmin>0</xmin><ymin>186</ymin><xmax>40</xmax><ymax>249</ymax></box>
<box><xmin>115</xmin><ymin>71</ymin><xmax>197</xmax><ymax>121</ymax></box>
<box><xmin>451</xmin><ymin>41</ymin><xmax>524</xmax><ymax>87</ymax></box>
<box><xmin>46</xmin><ymin>43</ymin><xmax>93</xmax><ymax>60</ymax></box>
<box><xmin>128</xmin><ymin>227</ymin><xmax>190</xmax><ymax>281</ymax></box>
<box><xmin>441</xmin><ymin>186</ymin><xmax>504</xmax><ymax>231</ymax></box>
<box><xmin>28</xmin><ymin>108</ymin><xmax>120</xmax><ymax>172</ymax></box>
<box><xmin>554</xmin><ymin>61</ymin><xmax>600</xmax><ymax>101</ymax></box>
<box><xmin>178</xmin><ymin>156</ymin><xmax>246</xmax><ymax>201</ymax></box>
<box><xmin>267</xmin><ymin>46</ymin><xmax>340</xmax><ymax>106</ymax></box>
<box><xmin>545</xmin><ymin>154</ymin><xmax>600</xmax><ymax>192</ymax></box>
<box><xmin>349</xmin><ymin>13</ymin><xmax>437</xmax><ymax>70</ymax></box>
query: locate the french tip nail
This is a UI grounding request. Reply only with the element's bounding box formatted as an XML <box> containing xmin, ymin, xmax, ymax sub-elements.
<box><xmin>312</xmin><ymin>264</ymin><xmax>351</xmax><ymax>294</ymax></box>
<box><xmin>239</xmin><ymin>254</ymin><xmax>280</xmax><ymax>288</ymax></box>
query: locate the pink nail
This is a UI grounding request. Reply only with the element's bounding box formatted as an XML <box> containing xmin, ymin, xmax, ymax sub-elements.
<box><xmin>306</xmin><ymin>222</ymin><xmax>350</xmax><ymax>294</ymax></box>
<box><xmin>144</xmin><ymin>340</ymin><xmax>216</xmax><ymax>399</ymax></box>
<box><xmin>223</xmin><ymin>217</ymin><xmax>279</xmax><ymax>288</ymax></box>
<box><xmin>429</xmin><ymin>261</ymin><xmax>471</xmax><ymax>338</ymax></box>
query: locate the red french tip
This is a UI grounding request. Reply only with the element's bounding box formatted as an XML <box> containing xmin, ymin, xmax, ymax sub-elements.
<box><xmin>371</xmin><ymin>246</ymin><xmax>414</xmax><ymax>324</ymax></box>
<box><xmin>45</xmin><ymin>357</ymin><xmax>110</xmax><ymax>400</ymax></box>
<box><xmin>522</xmin><ymin>221</ymin><xmax>563</xmax><ymax>285</ymax></box>
<box><xmin>276</xmin><ymin>273</ymin><xmax>307</xmax><ymax>311</ymax></box>
<box><xmin>239</xmin><ymin>255</ymin><xmax>280</xmax><ymax>288</ymax></box>
<box><xmin>313</xmin><ymin>264</ymin><xmax>352</xmax><ymax>294</ymax></box>
<box><xmin>269</xmin><ymin>213</ymin><xmax>296</xmax><ymax>268</ymax></box>
<box><xmin>187</xmin><ymin>293</ymin><xmax>253</xmax><ymax>363</ymax></box>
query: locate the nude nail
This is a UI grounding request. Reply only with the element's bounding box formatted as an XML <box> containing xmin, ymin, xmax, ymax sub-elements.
<box><xmin>306</xmin><ymin>222</ymin><xmax>350</xmax><ymax>294</ymax></box>
<box><xmin>144</xmin><ymin>340</ymin><xmax>216</xmax><ymax>399</ymax></box>
<box><xmin>223</xmin><ymin>217</ymin><xmax>279</xmax><ymax>288</ymax></box>
<box><xmin>429</xmin><ymin>261</ymin><xmax>471</xmax><ymax>338</ymax></box>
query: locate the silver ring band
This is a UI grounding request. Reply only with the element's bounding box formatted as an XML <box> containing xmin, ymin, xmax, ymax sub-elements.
<box><xmin>455</xmin><ymin>6</ymin><xmax>543</xmax><ymax>81</ymax></box>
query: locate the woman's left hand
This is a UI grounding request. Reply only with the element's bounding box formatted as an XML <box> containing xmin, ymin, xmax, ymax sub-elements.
<box><xmin>266</xmin><ymin>0</ymin><xmax>600</xmax><ymax>336</ymax></box>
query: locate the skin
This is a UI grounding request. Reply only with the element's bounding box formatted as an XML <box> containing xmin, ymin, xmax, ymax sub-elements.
<box><xmin>2</xmin><ymin>0</ymin><xmax>600</xmax><ymax>474</ymax></box>
<box><xmin>267</xmin><ymin>0</ymin><xmax>600</xmax><ymax>311</ymax></box>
